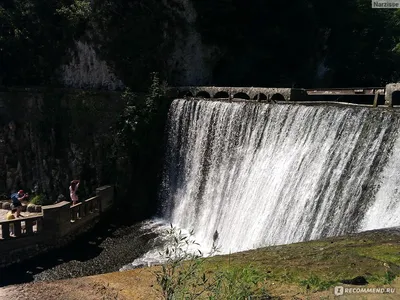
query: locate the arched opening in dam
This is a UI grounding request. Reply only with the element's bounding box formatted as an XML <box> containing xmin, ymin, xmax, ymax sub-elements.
<box><xmin>232</xmin><ymin>92</ymin><xmax>250</xmax><ymax>100</ymax></box>
<box><xmin>271</xmin><ymin>93</ymin><xmax>285</xmax><ymax>101</ymax></box>
<box><xmin>196</xmin><ymin>91</ymin><xmax>211</xmax><ymax>98</ymax></box>
<box><xmin>214</xmin><ymin>91</ymin><xmax>229</xmax><ymax>99</ymax></box>
<box><xmin>253</xmin><ymin>93</ymin><xmax>267</xmax><ymax>100</ymax></box>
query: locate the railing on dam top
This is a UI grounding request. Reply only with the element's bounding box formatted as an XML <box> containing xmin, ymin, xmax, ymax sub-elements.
<box><xmin>0</xmin><ymin>215</ymin><xmax>43</xmax><ymax>240</ymax></box>
<box><xmin>0</xmin><ymin>185</ymin><xmax>113</xmax><ymax>241</ymax></box>
<box><xmin>170</xmin><ymin>86</ymin><xmax>400</xmax><ymax>107</ymax></box>
<box><xmin>70</xmin><ymin>196</ymin><xmax>100</xmax><ymax>222</ymax></box>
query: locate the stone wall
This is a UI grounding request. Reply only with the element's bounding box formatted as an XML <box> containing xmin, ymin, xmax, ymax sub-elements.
<box><xmin>0</xmin><ymin>185</ymin><xmax>114</xmax><ymax>268</ymax></box>
<box><xmin>0</xmin><ymin>89</ymin><xmax>123</xmax><ymax>201</ymax></box>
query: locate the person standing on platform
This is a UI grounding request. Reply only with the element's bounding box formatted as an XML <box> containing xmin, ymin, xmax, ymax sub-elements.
<box><xmin>69</xmin><ymin>179</ymin><xmax>80</xmax><ymax>205</ymax></box>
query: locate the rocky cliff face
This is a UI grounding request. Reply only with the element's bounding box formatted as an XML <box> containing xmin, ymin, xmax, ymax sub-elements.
<box><xmin>164</xmin><ymin>0</ymin><xmax>219</xmax><ymax>86</ymax></box>
<box><xmin>61</xmin><ymin>41</ymin><xmax>124</xmax><ymax>90</ymax></box>
<box><xmin>59</xmin><ymin>0</ymin><xmax>217</xmax><ymax>90</ymax></box>
<box><xmin>0</xmin><ymin>90</ymin><xmax>122</xmax><ymax>201</ymax></box>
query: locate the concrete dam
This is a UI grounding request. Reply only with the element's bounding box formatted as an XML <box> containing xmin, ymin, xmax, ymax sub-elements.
<box><xmin>122</xmin><ymin>86</ymin><xmax>400</xmax><ymax>269</ymax></box>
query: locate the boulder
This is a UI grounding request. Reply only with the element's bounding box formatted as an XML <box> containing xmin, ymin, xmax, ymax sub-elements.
<box><xmin>2</xmin><ymin>202</ymin><xmax>11</xmax><ymax>210</ymax></box>
<box><xmin>341</xmin><ymin>276</ymin><xmax>368</xmax><ymax>285</ymax></box>
<box><xmin>27</xmin><ymin>203</ymin><xmax>36</xmax><ymax>213</ymax></box>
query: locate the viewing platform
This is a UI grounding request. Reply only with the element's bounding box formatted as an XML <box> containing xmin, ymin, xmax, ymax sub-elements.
<box><xmin>0</xmin><ymin>185</ymin><xmax>114</xmax><ymax>268</ymax></box>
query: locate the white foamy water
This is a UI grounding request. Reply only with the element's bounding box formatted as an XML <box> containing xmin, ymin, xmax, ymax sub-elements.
<box><xmin>361</xmin><ymin>127</ymin><xmax>400</xmax><ymax>230</ymax></box>
<box><xmin>124</xmin><ymin>99</ymin><xmax>400</xmax><ymax>269</ymax></box>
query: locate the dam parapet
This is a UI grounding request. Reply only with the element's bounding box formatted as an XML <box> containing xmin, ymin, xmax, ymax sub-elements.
<box><xmin>169</xmin><ymin>84</ymin><xmax>400</xmax><ymax>107</ymax></box>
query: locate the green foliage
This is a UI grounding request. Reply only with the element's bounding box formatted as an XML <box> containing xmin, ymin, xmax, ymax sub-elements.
<box><xmin>153</xmin><ymin>225</ymin><xmax>269</xmax><ymax>300</ymax></box>
<box><xmin>154</xmin><ymin>226</ymin><xmax>212</xmax><ymax>300</ymax></box>
<box><xmin>193</xmin><ymin>0</ymin><xmax>400</xmax><ymax>87</ymax></box>
<box><xmin>30</xmin><ymin>193</ymin><xmax>51</xmax><ymax>205</ymax></box>
<box><xmin>116</xmin><ymin>73</ymin><xmax>166</xmax><ymax>147</ymax></box>
<box><xmin>2</xmin><ymin>0</ymin><xmax>400</xmax><ymax>87</ymax></box>
<box><xmin>113</xmin><ymin>73</ymin><xmax>171</xmax><ymax>217</ymax></box>
<box><xmin>90</xmin><ymin>1</ymin><xmax>185</xmax><ymax>89</ymax></box>
<box><xmin>0</xmin><ymin>0</ymin><xmax>90</xmax><ymax>86</ymax></box>
<box><xmin>56</xmin><ymin>0</ymin><xmax>90</xmax><ymax>27</ymax></box>
<box><xmin>211</xmin><ymin>267</ymin><xmax>268</xmax><ymax>300</ymax></box>
<box><xmin>383</xmin><ymin>270</ymin><xmax>396</xmax><ymax>284</ymax></box>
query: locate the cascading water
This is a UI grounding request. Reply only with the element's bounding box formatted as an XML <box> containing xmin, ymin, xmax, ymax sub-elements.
<box><xmin>361</xmin><ymin>128</ymin><xmax>400</xmax><ymax>230</ymax></box>
<box><xmin>123</xmin><ymin>99</ymin><xmax>400</xmax><ymax>269</ymax></box>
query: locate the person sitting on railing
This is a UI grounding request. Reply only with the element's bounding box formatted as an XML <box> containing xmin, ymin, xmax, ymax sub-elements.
<box><xmin>10</xmin><ymin>190</ymin><xmax>28</xmax><ymax>217</ymax></box>
<box><xmin>69</xmin><ymin>179</ymin><xmax>80</xmax><ymax>206</ymax></box>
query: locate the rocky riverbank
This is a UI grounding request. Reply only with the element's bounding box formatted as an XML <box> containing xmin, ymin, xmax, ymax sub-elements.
<box><xmin>0</xmin><ymin>218</ymin><xmax>162</xmax><ymax>287</ymax></box>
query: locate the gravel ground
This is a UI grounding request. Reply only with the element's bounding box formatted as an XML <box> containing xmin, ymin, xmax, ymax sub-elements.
<box><xmin>0</xmin><ymin>219</ymin><xmax>163</xmax><ymax>300</ymax></box>
<box><xmin>0</xmin><ymin>219</ymin><xmax>161</xmax><ymax>286</ymax></box>
<box><xmin>0</xmin><ymin>278</ymin><xmax>123</xmax><ymax>300</ymax></box>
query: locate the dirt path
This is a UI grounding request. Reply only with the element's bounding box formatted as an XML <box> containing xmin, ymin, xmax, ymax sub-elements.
<box><xmin>0</xmin><ymin>277</ymin><xmax>123</xmax><ymax>300</ymax></box>
<box><xmin>0</xmin><ymin>267</ymin><xmax>159</xmax><ymax>300</ymax></box>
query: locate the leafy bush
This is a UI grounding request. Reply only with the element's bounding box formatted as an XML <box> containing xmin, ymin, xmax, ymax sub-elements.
<box><xmin>113</xmin><ymin>73</ymin><xmax>171</xmax><ymax>218</ymax></box>
<box><xmin>30</xmin><ymin>194</ymin><xmax>51</xmax><ymax>206</ymax></box>
<box><xmin>153</xmin><ymin>225</ymin><xmax>269</xmax><ymax>300</ymax></box>
<box><xmin>90</xmin><ymin>2</ymin><xmax>184</xmax><ymax>89</ymax></box>
<box><xmin>153</xmin><ymin>225</ymin><xmax>212</xmax><ymax>300</ymax></box>
<box><xmin>0</xmin><ymin>0</ymin><xmax>89</xmax><ymax>86</ymax></box>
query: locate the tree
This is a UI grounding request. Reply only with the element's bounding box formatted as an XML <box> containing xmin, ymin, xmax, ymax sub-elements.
<box><xmin>0</xmin><ymin>0</ymin><xmax>90</xmax><ymax>86</ymax></box>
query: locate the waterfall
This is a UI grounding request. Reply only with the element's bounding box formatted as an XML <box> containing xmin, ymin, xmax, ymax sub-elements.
<box><xmin>123</xmin><ymin>99</ymin><xmax>400</xmax><ymax>270</ymax></box>
<box><xmin>160</xmin><ymin>99</ymin><xmax>399</xmax><ymax>254</ymax></box>
<box><xmin>361</xmin><ymin>128</ymin><xmax>400</xmax><ymax>230</ymax></box>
